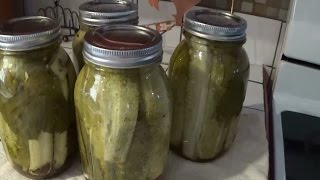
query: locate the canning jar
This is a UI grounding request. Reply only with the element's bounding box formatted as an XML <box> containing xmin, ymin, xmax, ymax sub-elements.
<box><xmin>72</xmin><ymin>1</ymin><xmax>138</xmax><ymax>73</ymax></box>
<box><xmin>0</xmin><ymin>16</ymin><xmax>77</xmax><ymax>178</ymax></box>
<box><xmin>75</xmin><ymin>25</ymin><xmax>171</xmax><ymax>180</ymax></box>
<box><xmin>169</xmin><ymin>9</ymin><xmax>250</xmax><ymax>161</ymax></box>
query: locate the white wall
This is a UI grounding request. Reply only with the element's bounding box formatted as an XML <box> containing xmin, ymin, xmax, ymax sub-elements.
<box><xmin>24</xmin><ymin>0</ymin><xmax>285</xmax><ymax>81</ymax></box>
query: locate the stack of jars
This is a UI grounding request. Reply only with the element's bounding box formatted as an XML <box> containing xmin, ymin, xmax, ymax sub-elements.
<box><xmin>0</xmin><ymin>1</ymin><xmax>249</xmax><ymax>179</ymax></box>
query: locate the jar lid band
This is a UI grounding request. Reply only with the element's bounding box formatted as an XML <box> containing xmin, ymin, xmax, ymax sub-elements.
<box><xmin>0</xmin><ymin>16</ymin><xmax>61</xmax><ymax>51</ymax></box>
<box><xmin>79</xmin><ymin>1</ymin><xmax>138</xmax><ymax>26</ymax></box>
<box><xmin>83</xmin><ymin>25</ymin><xmax>163</xmax><ymax>69</ymax></box>
<box><xmin>184</xmin><ymin>9</ymin><xmax>247</xmax><ymax>41</ymax></box>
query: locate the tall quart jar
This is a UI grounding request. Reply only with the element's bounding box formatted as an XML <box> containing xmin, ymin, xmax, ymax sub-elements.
<box><xmin>75</xmin><ymin>25</ymin><xmax>171</xmax><ymax>180</ymax></box>
<box><xmin>72</xmin><ymin>1</ymin><xmax>138</xmax><ymax>73</ymax></box>
<box><xmin>169</xmin><ymin>9</ymin><xmax>250</xmax><ymax>161</ymax></box>
<box><xmin>0</xmin><ymin>16</ymin><xmax>77</xmax><ymax>178</ymax></box>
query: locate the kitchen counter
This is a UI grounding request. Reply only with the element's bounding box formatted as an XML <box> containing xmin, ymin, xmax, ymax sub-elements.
<box><xmin>0</xmin><ymin>108</ymin><xmax>268</xmax><ymax>180</ymax></box>
<box><xmin>0</xmin><ymin>42</ymin><xmax>269</xmax><ymax>180</ymax></box>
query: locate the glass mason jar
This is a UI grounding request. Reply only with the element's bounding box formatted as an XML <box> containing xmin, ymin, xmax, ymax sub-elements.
<box><xmin>75</xmin><ymin>25</ymin><xmax>171</xmax><ymax>180</ymax></box>
<box><xmin>72</xmin><ymin>1</ymin><xmax>139</xmax><ymax>73</ymax></box>
<box><xmin>0</xmin><ymin>16</ymin><xmax>77</xmax><ymax>178</ymax></box>
<box><xmin>169</xmin><ymin>9</ymin><xmax>250</xmax><ymax>161</ymax></box>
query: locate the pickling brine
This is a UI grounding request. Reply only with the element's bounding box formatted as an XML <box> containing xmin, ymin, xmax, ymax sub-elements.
<box><xmin>75</xmin><ymin>25</ymin><xmax>171</xmax><ymax>180</ymax></box>
<box><xmin>0</xmin><ymin>16</ymin><xmax>77</xmax><ymax>178</ymax></box>
<box><xmin>169</xmin><ymin>9</ymin><xmax>250</xmax><ymax>161</ymax></box>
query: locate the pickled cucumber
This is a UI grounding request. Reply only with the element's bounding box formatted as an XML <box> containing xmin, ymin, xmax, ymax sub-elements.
<box><xmin>54</xmin><ymin>131</ymin><xmax>68</xmax><ymax>169</ymax></box>
<box><xmin>168</xmin><ymin>41</ymin><xmax>190</xmax><ymax>148</ymax></box>
<box><xmin>29</xmin><ymin>132</ymin><xmax>53</xmax><ymax>172</ymax></box>
<box><xmin>101</xmin><ymin>71</ymin><xmax>139</xmax><ymax>163</ymax></box>
<box><xmin>197</xmin><ymin>55</ymin><xmax>226</xmax><ymax>159</ymax></box>
<box><xmin>72</xmin><ymin>29</ymin><xmax>86</xmax><ymax>71</ymax></box>
<box><xmin>182</xmin><ymin>38</ymin><xmax>213</xmax><ymax>159</ymax></box>
<box><xmin>140</xmin><ymin>67</ymin><xmax>171</xmax><ymax>179</ymax></box>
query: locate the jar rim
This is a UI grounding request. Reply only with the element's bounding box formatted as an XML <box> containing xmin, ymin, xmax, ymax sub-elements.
<box><xmin>83</xmin><ymin>25</ymin><xmax>163</xmax><ymax>69</ymax></box>
<box><xmin>184</xmin><ymin>9</ymin><xmax>247</xmax><ymax>42</ymax></box>
<box><xmin>0</xmin><ymin>16</ymin><xmax>61</xmax><ymax>51</ymax></box>
<box><xmin>79</xmin><ymin>1</ymin><xmax>138</xmax><ymax>26</ymax></box>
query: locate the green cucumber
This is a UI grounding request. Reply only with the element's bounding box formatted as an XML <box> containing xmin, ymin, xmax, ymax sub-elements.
<box><xmin>182</xmin><ymin>41</ymin><xmax>213</xmax><ymax>160</ymax></box>
<box><xmin>50</xmin><ymin>48</ymin><xmax>70</xmax><ymax>101</ymax></box>
<box><xmin>53</xmin><ymin>131</ymin><xmax>68</xmax><ymax>169</ymax></box>
<box><xmin>116</xmin><ymin>120</ymin><xmax>150</xmax><ymax>180</ymax></box>
<box><xmin>168</xmin><ymin>41</ymin><xmax>190</xmax><ymax>147</ymax></box>
<box><xmin>101</xmin><ymin>70</ymin><xmax>139</xmax><ymax>163</ymax></box>
<box><xmin>140</xmin><ymin>67</ymin><xmax>171</xmax><ymax>179</ymax></box>
<box><xmin>72</xmin><ymin>30</ymin><xmax>86</xmax><ymax>70</ymax></box>
<box><xmin>197</xmin><ymin>54</ymin><xmax>226</xmax><ymax>159</ymax></box>
<box><xmin>29</xmin><ymin>132</ymin><xmax>53</xmax><ymax>172</ymax></box>
<box><xmin>223</xmin><ymin>116</ymin><xmax>240</xmax><ymax>151</ymax></box>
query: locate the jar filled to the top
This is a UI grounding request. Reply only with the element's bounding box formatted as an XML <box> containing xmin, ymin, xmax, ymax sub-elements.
<box><xmin>75</xmin><ymin>25</ymin><xmax>171</xmax><ymax>180</ymax></box>
<box><xmin>0</xmin><ymin>16</ymin><xmax>77</xmax><ymax>178</ymax></box>
<box><xmin>169</xmin><ymin>9</ymin><xmax>250</xmax><ymax>161</ymax></box>
<box><xmin>72</xmin><ymin>0</ymin><xmax>138</xmax><ymax>73</ymax></box>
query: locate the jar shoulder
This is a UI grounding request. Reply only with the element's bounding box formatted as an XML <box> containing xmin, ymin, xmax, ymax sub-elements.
<box><xmin>0</xmin><ymin>46</ymin><xmax>75</xmax><ymax>99</ymax></box>
<box><xmin>170</xmin><ymin>39</ymin><xmax>249</xmax><ymax>72</ymax></box>
<box><xmin>72</xmin><ymin>29</ymin><xmax>86</xmax><ymax>50</ymax></box>
<box><xmin>75</xmin><ymin>65</ymin><xmax>170</xmax><ymax>101</ymax></box>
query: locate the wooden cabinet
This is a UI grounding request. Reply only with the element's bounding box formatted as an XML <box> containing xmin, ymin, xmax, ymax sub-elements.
<box><xmin>0</xmin><ymin>0</ymin><xmax>23</xmax><ymax>23</ymax></box>
<box><xmin>0</xmin><ymin>0</ymin><xmax>13</xmax><ymax>23</ymax></box>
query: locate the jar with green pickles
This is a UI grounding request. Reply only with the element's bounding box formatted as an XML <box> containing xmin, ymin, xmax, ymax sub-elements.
<box><xmin>0</xmin><ymin>16</ymin><xmax>77</xmax><ymax>178</ymax></box>
<box><xmin>72</xmin><ymin>0</ymin><xmax>138</xmax><ymax>73</ymax></box>
<box><xmin>75</xmin><ymin>25</ymin><xmax>171</xmax><ymax>180</ymax></box>
<box><xmin>169</xmin><ymin>9</ymin><xmax>250</xmax><ymax>161</ymax></box>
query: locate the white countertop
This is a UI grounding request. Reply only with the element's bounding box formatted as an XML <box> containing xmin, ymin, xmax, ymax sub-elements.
<box><xmin>0</xmin><ymin>41</ymin><xmax>269</xmax><ymax>180</ymax></box>
<box><xmin>0</xmin><ymin>108</ymin><xmax>268</xmax><ymax>180</ymax></box>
